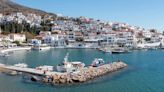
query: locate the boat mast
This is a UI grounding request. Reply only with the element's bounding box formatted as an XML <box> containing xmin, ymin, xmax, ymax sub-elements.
<box><xmin>64</xmin><ymin>53</ymin><xmax>69</xmax><ymax>62</ymax></box>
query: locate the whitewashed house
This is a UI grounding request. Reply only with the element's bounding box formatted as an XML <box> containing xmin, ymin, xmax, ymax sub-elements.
<box><xmin>8</xmin><ymin>34</ymin><xmax>26</xmax><ymax>42</ymax></box>
<box><xmin>67</xmin><ymin>31</ymin><xmax>75</xmax><ymax>41</ymax></box>
<box><xmin>26</xmin><ymin>13</ymin><xmax>42</xmax><ymax>27</ymax></box>
<box><xmin>43</xmin><ymin>36</ymin><xmax>55</xmax><ymax>45</ymax></box>
<box><xmin>39</xmin><ymin>31</ymin><xmax>54</xmax><ymax>45</ymax></box>
<box><xmin>121</xmin><ymin>31</ymin><xmax>134</xmax><ymax>47</ymax></box>
<box><xmin>83</xmin><ymin>32</ymin><xmax>100</xmax><ymax>48</ymax></box>
<box><xmin>0</xmin><ymin>13</ymin><xmax>3</xmax><ymax>23</ymax></box>
<box><xmin>39</xmin><ymin>31</ymin><xmax>66</xmax><ymax>47</ymax></box>
<box><xmin>100</xmin><ymin>31</ymin><xmax>134</xmax><ymax>47</ymax></box>
<box><xmin>0</xmin><ymin>35</ymin><xmax>17</xmax><ymax>47</ymax></box>
<box><xmin>101</xmin><ymin>33</ymin><xmax>117</xmax><ymax>46</ymax></box>
<box><xmin>84</xmin><ymin>39</ymin><xmax>99</xmax><ymax>48</ymax></box>
<box><xmin>143</xmin><ymin>31</ymin><xmax>152</xmax><ymax>38</ymax></box>
<box><xmin>51</xmin><ymin>34</ymin><xmax>66</xmax><ymax>47</ymax></box>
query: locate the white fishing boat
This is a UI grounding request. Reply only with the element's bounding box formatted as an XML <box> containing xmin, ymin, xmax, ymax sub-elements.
<box><xmin>36</xmin><ymin>65</ymin><xmax>54</xmax><ymax>71</ymax></box>
<box><xmin>111</xmin><ymin>47</ymin><xmax>129</xmax><ymax>54</ymax></box>
<box><xmin>14</xmin><ymin>63</ymin><xmax>28</xmax><ymax>68</ymax></box>
<box><xmin>56</xmin><ymin>53</ymin><xmax>85</xmax><ymax>72</ymax></box>
<box><xmin>91</xmin><ymin>58</ymin><xmax>105</xmax><ymax>67</ymax></box>
<box><xmin>31</xmin><ymin>45</ymin><xmax>51</xmax><ymax>51</ymax></box>
<box><xmin>99</xmin><ymin>47</ymin><xmax>112</xmax><ymax>53</ymax></box>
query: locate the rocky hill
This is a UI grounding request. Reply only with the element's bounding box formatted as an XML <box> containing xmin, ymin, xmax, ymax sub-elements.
<box><xmin>0</xmin><ymin>0</ymin><xmax>56</xmax><ymax>16</ymax></box>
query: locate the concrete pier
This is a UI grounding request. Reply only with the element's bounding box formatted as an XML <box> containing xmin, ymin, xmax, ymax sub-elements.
<box><xmin>0</xmin><ymin>64</ymin><xmax>62</xmax><ymax>76</ymax></box>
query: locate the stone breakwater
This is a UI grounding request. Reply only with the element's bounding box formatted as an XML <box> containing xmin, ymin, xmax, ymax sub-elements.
<box><xmin>43</xmin><ymin>61</ymin><xmax>127</xmax><ymax>84</ymax></box>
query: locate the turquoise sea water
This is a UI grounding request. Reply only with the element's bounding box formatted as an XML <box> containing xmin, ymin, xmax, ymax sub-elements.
<box><xmin>0</xmin><ymin>49</ymin><xmax>164</xmax><ymax>92</ymax></box>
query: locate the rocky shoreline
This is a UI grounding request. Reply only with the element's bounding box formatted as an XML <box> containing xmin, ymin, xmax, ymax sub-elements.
<box><xmin>43</xmin><ymin>61</ymin><xmax>127</xmax><ymax>85</ymax></box>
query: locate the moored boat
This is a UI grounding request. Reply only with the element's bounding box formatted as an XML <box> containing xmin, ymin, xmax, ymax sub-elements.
<box><xmin>31</xmin><ymin>45</ymin><xmax>51</xmax><ymax>51</ymax></box>
<box><xmin>36</xmin><ymin>65</ymin><xmax>54</xmax><ymax>71</ymax></box>
<box><xmin>14</xmin><ymin>63</ymin><xmax>28</xmax><ymax>68</ymax></box>
<box><xmin>55</xmin><ymin>53</ymin><xmax>85</xmax><ymax>72</ymax></box>
<box><xmin>90</xmin><ymin>58</ymin><xmax>105</xmax><ymax>67</ymax></box>
<box><xmin>111</xmin><ymin>47</ymin><xmax>129</xmax><ymax>54</ymax></box>
<box><xmin>98</xmin><ymin>47</ymin><xmax>112</xmax><ymax>53</ymax></box>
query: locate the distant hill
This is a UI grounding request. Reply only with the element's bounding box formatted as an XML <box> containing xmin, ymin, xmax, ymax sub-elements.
<box><xmin>0</xmin><ymin>0</ymin><xmax>56</xmax><ymax>16</ymax></box>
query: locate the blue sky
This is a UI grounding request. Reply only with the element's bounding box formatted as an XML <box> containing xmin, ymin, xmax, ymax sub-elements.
<box><xmin>13</xmin><ymin>0</ymin><xmax>164</xmax><ymax>31</ymax></box>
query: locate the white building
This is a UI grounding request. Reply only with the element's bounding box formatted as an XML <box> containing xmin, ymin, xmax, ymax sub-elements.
<box><xmin>0</xmin><ymin>34</ymin><xmax>19</xmax><ymax>48</ymax></box>
<box><xmin>143</xmin><ymin>31</ymin><xmax>152</xmax><ymax>38</ymax></box>
<box><xmin>39</xmin><ymin>31</ymin><xmax>66</xmax><ymax>47</ymax></box>
<box><xmin>8</xmin><ymin>34</ymin><xmax>26</xmax><ymax>42</ymax></box>
<box><xmin>67</xmin><ymin>31</ymin><xmax>75</xmax><ymax>41</ymax></box>
<box><xmin>100</xmin><ymin>31</ymin><xmax>134</xmax><ymax>47</ymax></box>
<box><xmin>43</xmin><ymin>36</ymin><xmax>55</xmax><ymax>45</ymax></box>
<box><xmin>51</xmin><ymin>34</ymin><xmax>66</xmax><ymax>47</ymax></box>
<box><xmin>101</xmin><ymin>33</ymin><xmax>117</xmax><ymax>46</ymax></box>
<box><xmin>0</xmin><ymin>13</ymin><xmax>3</xmax><ymax>23</ymax></box>
<box><xmin>26</xmin><ymin>13</ymin><xmax>42</xmax><ymax>27</ymax></box>
<box><xmin>84</xmin><ymin>39</ymin><xmax>99</xmax><ymax>48</ymax></box>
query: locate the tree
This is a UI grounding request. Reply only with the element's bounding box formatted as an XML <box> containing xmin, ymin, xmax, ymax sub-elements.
<box><xmin>13</xmin><ymin>41</ymin><xmax>21</xmax><ymax>46</ymax></box>
<box><xmin>144</xmin><ymin>38</ymin><xmax>151</xmax><ymax>42</ymax></box>
<box><xmin>149</xmin><ymin>29</ymin><xmax>157</xmax><ymax>33</ymax></box>
<box><xmin>25</xmin><ymin>32</ymin><xmax>35</xmax><ymax>39</ymax></box>
<box><xmin>11</xmin><ymin>22</ymin><xmax>15</xmax><ymax>33</ymax></box>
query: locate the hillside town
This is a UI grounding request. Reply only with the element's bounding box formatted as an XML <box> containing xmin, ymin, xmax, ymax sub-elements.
<box><xmin>0</xmin><ymin>12</ymin><xmax>164</xmax><ymax>50</ymax></box>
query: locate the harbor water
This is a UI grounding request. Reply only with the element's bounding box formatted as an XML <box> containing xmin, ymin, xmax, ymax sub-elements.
<box><xmin>0</xmin><ymin>49</ymin><xmax>164</xmax><ymax>92</ymax></box>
